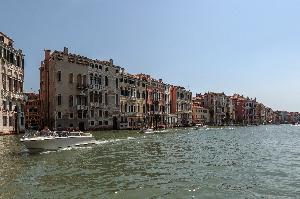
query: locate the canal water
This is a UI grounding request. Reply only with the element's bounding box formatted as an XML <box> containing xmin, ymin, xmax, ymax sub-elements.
<box><xmin>1</xmin><ymin>125</ymin><xmax>300</xmax><ymax>198</ymax></box>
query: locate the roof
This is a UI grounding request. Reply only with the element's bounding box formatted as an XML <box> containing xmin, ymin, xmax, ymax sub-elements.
<box><xmin>0</xmin><ymin>32</ymin><xmax>14</xmax><ymax>42</ymax></box>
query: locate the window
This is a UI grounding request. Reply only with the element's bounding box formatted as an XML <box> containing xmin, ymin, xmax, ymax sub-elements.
<box><xmin>78</xmin><ymin>110</ymin><xmax>82</xmax><ymax>119</ymax></box>
<box><xmin>70</xmin><ymin>113</ymin><xmax>74</xmax><ymax>119</ymax></box>
<box><xmin>69</xmin><ymin>95</ymin><xmax>73</xmax><ymax>107</ymax></box>
<box><xmin>105</xmin><ymin>76</ymin><xmax>108</xmax><ymax>86</ymax></box>
<box><xmin>21</xmin><ymin>117</ymin><xmax>24</xmax><ymax>125</ymax></box>
<box><xmin>89</xmin><ymin>92</ymin><xmax>93</xmax><ymax>103</ymax></box>
<box><xmin>57</xmin><ymin>71</ymin><xmax>61</xmax><ymax>81</ymax></box>
<box><xmin>104</xmin><ymin>121</ymin><xmax>108</xmax><ymax>125</ymax></box>
<box><xmin>104</xmin><ymin>111</ymin><xmax>108</xmax><ymax>118</ymax></box>
<box><xmin>99</xmin><ymin>92</ymin><xmax>103</xmax><ymax>103</ymax></box>
<box><xmin>69</xmin><ymin>123</ymin><xmax>74</xmax><ymax>127</ymax></box>
<box><xmin>9</xmin><ymin>102</ymin><xmax>12</xmax><ymax>111</ymax></box>
<box><xmin>91</xmin><ymin>121</ymin><xmax>94</xmax><ymax>126</ymax></box>
<box><xmin>9</xmin><ymin>117</ymin><xmax>13</xmax><ymax>126</ymax></box>
<box><xmin>69</xmin><ymin>73</ymin><xmax>73</xmax><ymax>83</ymax></box>
<box><xmin>116</xmin><ymin>94</ymin><xmax>119</xmax><ymax>106</ymax></box>
<box><xmin>57</xmin><ymin>94</ymin><xmax>62</xmax><ymax>105</ymax></box>
<box><xmin>105</xmin><ymin>67</ymin><xmax>108</xmax><ymax>72</ymax></box>
<box><xmin>94</xmin><ymin>92</ymin><xmax>98</xmax><ymax>103</ymax></box>
<box><xmin>99</xmin><ymin>121</ymin><xmax>102</xmax><ymax>125</ymax></box>
<box><xmin>90</xmin><ymin>74</ymin><xmax>93</xmax><ymax>85</ymax></box>
<box><xmin>116</xmin><ymin>78</ymin><xmax>118</xmax><ymax>89</ymax></box>
<box><xmin>83</xmin><ymin>75</ymin><xmax>87</xmax><ymax>86</ymax></box>
<box><xmin>77</xmin><ymin>74</ymin><xmax>82</xmax><ymax>87</ymax></box>
<box><xmin>98</xmin><ymin>76</ymin><xmax>102</xmax><ymax>85</ymax></box>
<box><xmin>57</xmin><ymin>112</ymin><xmax>62</xmax><ymax>119</ymax></box>
<box><xmin>90</xmin><ymin>110</ymin><xmax>94</xmax><ymax>118</ymax></box>
<box><xmin>3</xmin><ymin>116</ymin><xmax>7</xmax><ymax>126</ymax></box>
<box><xmin>99</xmin><ymin>110</ymin><xmax>103</xmax><ymax>117</ymax></box>
<box><xmin>105</xmin><ymin>93</ymin><xmax>108</xmax><ymax>105</ymax></box>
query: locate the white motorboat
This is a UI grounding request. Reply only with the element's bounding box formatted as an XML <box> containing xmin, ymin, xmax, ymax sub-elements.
<box><xmin>20</xmin><ymin>130</ymin><xmax>96</xmax><ymax>151</ymax></box>
<box><xmin>139</xmin><ymin>128</ymin><xmax>154</xmax><ymax>134</ymax></box>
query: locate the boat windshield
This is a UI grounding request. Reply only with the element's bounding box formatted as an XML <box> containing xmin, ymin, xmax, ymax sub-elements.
<box><xmin>23</xmin><ymin>129</ymin><xmax>56</xmax><ymax>138</ymax></box>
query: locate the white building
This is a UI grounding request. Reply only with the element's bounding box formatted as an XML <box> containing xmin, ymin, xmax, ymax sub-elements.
<box><xmin>0</xmin><ymin>32</ymin><xmax>25</xmax><ymax>134</ymax></box>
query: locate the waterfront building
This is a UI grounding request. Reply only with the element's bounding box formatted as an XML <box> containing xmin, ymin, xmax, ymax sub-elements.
<box><xmin>24</xmin><ymin>93</ymin><xmax>41</xmax><ymax>129</ymax></box>
<box><xmin>40</xmin><ymin>47</ymin><xmax>122</xmax><ymax>130</ymax></box>
<box><xmin>265</xmin><ymin>107</ymin><xmax>275</xmax><ymax>124</ymax></box>
<box><xmin>119</xmin><ymin>71</ymin><xmax>147</xmax><ymax>129</ymax></box>
<box><xmin>192</xmin><ymin>97</ymin><xmax>210</xmax><ymax>124</ymax></box>
<box><xmin>136</xmin><ymin>74</ymin><xmax>166</xmax><ymax>128</ymax></box>
<box><xmin>0</xmin><ymin>32</ymin><xmax>25</xmax><ymax>134</ymax></box>
<box><xmin>171</xmin><ymin>86</ymin><xmax>192</xmax><ymax>126</ymax></box>
<box><xmin>244</xmin><ymin>97</ymin><xmax>257</xmax><ymax>125</ymax></box>
<box><xmin>198</xmin><ymin>92</ymin><xmax>229</xmax><ymax>125</ymax></box>
<box><xmin>255</xmin><ymin>103</ymin><xmax>265</xmax><ymax>124</ymax></box>
<box><xmin>274</xmin><ymin>111</ymin><xmax>289</xmax><ymax>124</ymax></box>
<box><xmin>164</xmin><ymin>84</ymin><xmax>177</xmax><ymax>127</ymax></box>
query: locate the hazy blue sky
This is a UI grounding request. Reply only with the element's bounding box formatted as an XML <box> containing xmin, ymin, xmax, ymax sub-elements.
<box><xmin>1</xmin><ymin>0</ymin><xmax>300</xmax><ymax>111</ymax></box>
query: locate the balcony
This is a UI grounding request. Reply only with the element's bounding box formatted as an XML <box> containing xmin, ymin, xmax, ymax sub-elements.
<box><xmin>77</xmin><ymin>105</ymin><xmax>88</xmax><ymax>110</ymax></box>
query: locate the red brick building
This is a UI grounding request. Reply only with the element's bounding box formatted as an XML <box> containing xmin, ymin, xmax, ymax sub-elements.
<box><xmin>24</xmin><ymin>93</ymin><xmax>41</xmax><ymax>129</ymax></box>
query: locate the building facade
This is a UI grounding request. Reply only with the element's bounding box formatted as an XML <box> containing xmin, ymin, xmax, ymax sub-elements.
<box><xmin>0</xmin><ymin>32</ymin><xmax>25</xmax><ymax>134</ymax></box>
<box><xmin>119</xmin><ymin>71</ymin><xmax>147</xmax><ymax>129</ymax></box>
<box><xmin>40</xmin><ymin>47</ymin><xmax>121</xmax><ymax>130</ymax></box>
<box><xmin>171</xmin><ymin>86</ymin><xmax>192</xmax><ymax>126</ymax></box>
<box><xmin>24</xmin><ymin>92</ymin><xmax>40</xmax><ymax>129</ymax></box>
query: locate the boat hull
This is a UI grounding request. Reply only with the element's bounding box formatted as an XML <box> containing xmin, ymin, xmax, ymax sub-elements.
<box><xmin>21</xmin><ymin>136</ymin><xmax>96</xmax><ymax>150</ymax></box>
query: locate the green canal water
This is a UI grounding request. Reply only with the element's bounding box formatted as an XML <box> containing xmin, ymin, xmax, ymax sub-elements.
<box><xmin>1</xmin><ymin>125</ymin><xmax>300</xmax><ymax>198</ymax></box>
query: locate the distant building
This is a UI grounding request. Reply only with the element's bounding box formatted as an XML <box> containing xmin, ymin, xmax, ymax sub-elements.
<box><xmin>24</xmin><ymin>93</ymin><xmax>40</xmax><ymax>129</ymax></box>
<box><xmin>0</xmin><ymin>32</ymin><xmax>25</xmax><ymax>134</ymax></box>
<box><xmin>192</xmin><ymin>97</ymin><xmax>210</xmax><ymax>124</ymax></box>
<box><xmin>171</xmin><ymin>86</ymin><xmax>192</xmax><ymax>126</ymax></box>
<box><xmin>40</xmin><ymin>47</ymin><xmax>122</xmax><ymax>130</ymax></box>
<box><xmin>119</xmin><ymin>71</ymin><xmax>147</xmax><ymax>129</ymax></box>
<box><xmin>136</xmin><ymin>74</ymin><xmax>167</xmax><ymax>128</ymax></box>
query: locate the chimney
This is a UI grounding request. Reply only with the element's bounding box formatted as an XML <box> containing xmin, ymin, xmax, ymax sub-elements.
<box><xmin>109</xmin><ymin>59</ymin><xmax>113</xmax><ymax>66</ymax></box>
<box><xmin>44</xmin><ymin>49</ymin><xmax>51</xmax><ymax>60</ymax></box>
<box><xmin>63</xmin><ymin>47</ymin><xmax>68</xmax><ymax>54</ymax></box>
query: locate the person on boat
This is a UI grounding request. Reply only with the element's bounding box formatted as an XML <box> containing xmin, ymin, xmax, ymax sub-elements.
<box><xmin>40</xmin><ymin>126</ymin><xmax>51</xmax><ymax>136</ymax></box>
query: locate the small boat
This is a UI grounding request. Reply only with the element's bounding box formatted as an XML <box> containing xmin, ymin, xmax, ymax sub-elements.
<box><xmin>139</xmin><ymin>128</ymin><xmax>154</xmax><ymax>134</ymax></box>
<box><xmin>20</xmin><ymin>129</ymin><xmax>96</xmax><ymax>151</ymax></box>
<box><xmin>193</xmin><ymin>124</ymin><xmax>206</xmax><ymax>130</ymax></box>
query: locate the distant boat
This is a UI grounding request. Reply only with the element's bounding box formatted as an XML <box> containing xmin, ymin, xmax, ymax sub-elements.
<box><xmin>193</xmin><ymin>124</ymin><xmax>207</xmax><ymax>130</ymax></box>
<box><xmin>139</xmin><ymin>128</ymin><xmax>154</xmax><ymax>134</ymax></box>
<box><xmin>20</xmin><ymin>130</ymin><xmax>96</xmax><ymax>151</ymax></box>
<box><xmin>291</xmin><ymin>123</ymin><xmax>300</xmax><ymax>127</ymax></box>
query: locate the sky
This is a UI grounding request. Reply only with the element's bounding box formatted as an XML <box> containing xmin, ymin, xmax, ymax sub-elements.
<box><xmin>1</xmin><ymin>0</ymin><xmax>300</xmax><ymax>111</ymax></box>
